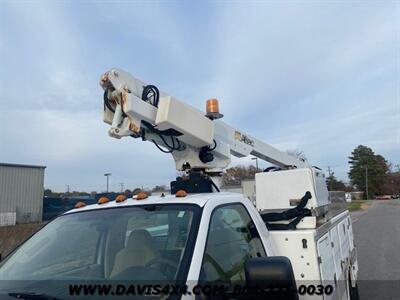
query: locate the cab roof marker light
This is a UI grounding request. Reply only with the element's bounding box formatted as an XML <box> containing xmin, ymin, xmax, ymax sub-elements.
<box><xmin>98</xmin><ymin>197</ymin><xmax>110</xmax><ymax>204</ymax></box>
<box><xmin>75</xmin><ymin>201</ymin><xmax>86</xmax><ymax>209</ymax></box>
<box><xmin>115</xmin><ymin>194</ymin><xmax>127</xmax><ymax>203</ymax></box>
<box><xmin>175</xmin><ymin>190</ymin><xmax>187</xmax><ymax>198</ymax></box>
<box><xmin>136</xmin><ymin>192</ymin><xmax>148</xmax><ymax>200</ymax></box>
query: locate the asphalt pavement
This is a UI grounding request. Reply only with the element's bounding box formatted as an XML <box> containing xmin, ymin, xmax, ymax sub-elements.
<box><xmin>350</xmin><ymin>200</ymin><xmax>400</xmax><ymax>300</ymax></box>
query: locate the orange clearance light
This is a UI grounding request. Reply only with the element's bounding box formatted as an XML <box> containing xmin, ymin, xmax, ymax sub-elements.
<box><xmin>75</xmin><ymin>201</ymin><xmax>86</xmax><ymax>209</ymax></box>
<box><xmin>175</xmin><ymin>190</ymin><xmax>187</xmax><ymax>198</ymax></box>
<box><xmin>115</xmin><ymin>194</ymin><xmax>127</xmax><ymax>203</ymax></box>
<box><xmin>98</xmin><ymin>197</ymin><xmax>110</xmax><ymax>204</ymax></box>
<box><xmin>206</xmin><ymin>98</ymin><xmax>223</xmax><ymax>120</ymax></box>
<box><xmin>136</xmin><ymin>192</ymin><xmax>148</xmax><ymax>200</ymax></box>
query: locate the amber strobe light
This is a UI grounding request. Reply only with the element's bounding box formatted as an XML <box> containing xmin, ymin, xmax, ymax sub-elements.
<box><xmin>206</xmin><ymin>98</ymin><xmax>223</xmax><ymax>120</ymax></box>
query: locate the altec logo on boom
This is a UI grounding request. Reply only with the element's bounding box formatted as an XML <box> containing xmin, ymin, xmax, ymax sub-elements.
<box><xmin>234</xmin><ymin>131</ymin><xmax>254</xmax><ymax>146</ymax></box>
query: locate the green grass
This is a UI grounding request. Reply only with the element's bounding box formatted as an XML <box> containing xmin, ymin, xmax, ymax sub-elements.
<box><xmin>346</xmin><ymin>200</ymin><xmax>367</xmax><ymax>211</ymax></box>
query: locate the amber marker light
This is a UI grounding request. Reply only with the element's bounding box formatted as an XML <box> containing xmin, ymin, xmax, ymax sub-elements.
<box><xmin>136</xmin><ymin>192</ymin><xmax>148</xmax><ymax>200</ymax></box>
<box><xmin>97</xmin><ymin>197</ymin><xmax>110</xmax><ymax>204</ymax></box>
<box><xmin>175</xmin><ymin>190</ymin><xmax>187</xmax><ymax>198</ymax></box>
<box><xmin>75</xmin><ymin>201</ymin><xmax>86</xmax><ymax>209</ymax></box>
<box><xmin>115</xmin><ymin>194</ymin><xmax>127</xmax><ymax>203</ymax></box>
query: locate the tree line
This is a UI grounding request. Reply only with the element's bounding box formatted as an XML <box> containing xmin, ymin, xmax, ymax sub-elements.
<box><xmin>222</xmin><ymin>145</ymin><xmax>399</xmax><ymax>198</ymax></box>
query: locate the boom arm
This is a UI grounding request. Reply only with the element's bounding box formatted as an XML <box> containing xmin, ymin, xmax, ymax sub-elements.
<box><xmin>100</xmin><ymin>68</ymin><xmax>308</xmax><ymax>173</ymax></box>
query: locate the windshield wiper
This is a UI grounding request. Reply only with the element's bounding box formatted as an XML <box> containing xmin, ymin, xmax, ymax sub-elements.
<box><xmin>8</xmin><ymin>292</ymin><xmax>61</xmax><ymax>300</ymax></box>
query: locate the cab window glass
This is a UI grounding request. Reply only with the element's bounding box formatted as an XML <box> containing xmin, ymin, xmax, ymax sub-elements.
<box><xmin>0</xmin><ymin>205</ymin><xmax>199</xmax><ymax>283</ymax></box>
<box><xmin>200</xmin><ymin>204</ymin><xmax>266</xmax><ymax>283</ymax></box>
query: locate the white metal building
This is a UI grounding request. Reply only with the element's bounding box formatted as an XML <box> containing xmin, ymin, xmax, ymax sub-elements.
<box><xmin>221</xmin><ymin>179</ymin><xmax>256</xmax><ymax>204</ymax></box>
<box><xmin>0</xmin><ymin>163</ymin><xmax>45</xmax><ymax>226</ymax></box>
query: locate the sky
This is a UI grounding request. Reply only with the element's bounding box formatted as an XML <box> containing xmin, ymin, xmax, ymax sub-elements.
<box><xmin>0</xmin><ymin>1</ymin><xmax>399</xmax><ymax>192</ymax></box>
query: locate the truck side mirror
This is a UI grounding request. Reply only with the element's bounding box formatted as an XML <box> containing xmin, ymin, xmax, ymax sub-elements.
<box><xmin>245</xmin><ymin>256</ymin><xmax>299</xmax><ymax>300</ymax></box>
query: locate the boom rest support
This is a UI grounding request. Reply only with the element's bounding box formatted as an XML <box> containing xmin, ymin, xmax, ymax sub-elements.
<box><xmin>261</xmin><ymin>191</ymin><xmax>312</xmax><ymax>230</ymax></box>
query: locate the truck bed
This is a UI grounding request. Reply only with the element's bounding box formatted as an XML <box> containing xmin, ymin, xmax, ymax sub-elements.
<box><xmin>267</xmin><ymin>210</ymin><xmax>357</xmax><ymax>300</ymax></box>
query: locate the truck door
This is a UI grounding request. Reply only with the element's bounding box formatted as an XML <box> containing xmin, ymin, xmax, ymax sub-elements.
<box><xmin>199</xmin><ymin>203</ymin><xmax>267</xmax><ymax>286</ymax></box>
<box><xmin>317</xmin><ymin>233</ymin><xmax>336</xmax><ymax>300</ymax></box>
<box><xmin>338</xmin><ymin>219</ymin><xmax>351</xmax><ymax>264</ymax></box>
<box><xmin>330</xmin><ymin>226</ymin><xmax>342</xmax><ymax>280</ymax></box>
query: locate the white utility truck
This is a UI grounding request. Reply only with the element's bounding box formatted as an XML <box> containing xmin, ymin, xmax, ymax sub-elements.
<box><xmin>0</xmin><ymin>69</ymin><xmax>358</xmax><ymax>300</ymax></box>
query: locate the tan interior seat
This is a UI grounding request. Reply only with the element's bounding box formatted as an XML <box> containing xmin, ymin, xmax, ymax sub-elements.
<box><xmin>110</xmin><ymin>229</ymin><xmax>159</xmax><ymax>278</ymax></box>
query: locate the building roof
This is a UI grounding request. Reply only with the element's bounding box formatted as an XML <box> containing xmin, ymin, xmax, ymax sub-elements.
<box><xmin>0</xmin><ymin>162</ymin><xmax>46</xmax><ymax>169</ymax></box>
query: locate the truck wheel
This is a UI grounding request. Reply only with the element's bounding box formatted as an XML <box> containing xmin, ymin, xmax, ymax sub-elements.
<box><xmin>349</xmin><ymin>281</ymin><xmax>360</xmax><ymax>300</ymax></box>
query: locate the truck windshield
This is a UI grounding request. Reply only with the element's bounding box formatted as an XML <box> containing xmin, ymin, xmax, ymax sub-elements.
<box><xmin>0</xmin><ymin>204</ymin><xmax>201</xmax><ymax>283</ymax></box>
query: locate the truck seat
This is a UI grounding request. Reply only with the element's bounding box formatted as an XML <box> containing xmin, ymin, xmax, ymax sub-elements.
<box><xmin>111</xmin><ymin>229</ymin><xmax>159</xmax><ymax>278</ymax></box>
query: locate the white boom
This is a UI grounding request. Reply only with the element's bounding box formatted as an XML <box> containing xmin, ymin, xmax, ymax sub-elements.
<box><xmin>100</xmin><ymin>68</ymin><xmax>308</xmax><ymax>173</ymax></box>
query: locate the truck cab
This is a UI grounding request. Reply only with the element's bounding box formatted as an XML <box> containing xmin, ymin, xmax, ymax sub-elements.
<box><xmin>0</xmin><ymin>192</ymin><xmax>358</xmax><ymax>300</ymax></box>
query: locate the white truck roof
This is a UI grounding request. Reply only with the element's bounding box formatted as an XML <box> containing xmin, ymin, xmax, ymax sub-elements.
<box><xmin>64</xmin><ymin>192</ymin><xmax>244</xmax><ymax>215</ymax></box>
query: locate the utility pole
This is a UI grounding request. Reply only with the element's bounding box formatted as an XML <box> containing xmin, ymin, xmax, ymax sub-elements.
<box><xmin>104</xmin><ymin>173</ymin><xmax>112</xmax><ymax>193</ymax></box>
<box><xmin>66</xmin><ymin>185</ymin><xmax>70</xmax><ymax>194</ymax></box>
<box><xmin>120</xmin><ymin>182</ymin><xmax>124</xmax><ymax>193</ymax></box>
<box><xmin>327</xmin><ymin>166</ymin><xmax>333</xmax><ymax>191</ymax></box>
<box><xmin>365</xmin><ymin>166</ymin><xmax>369</xmax><ymax>200</ymax></box>
<box><xmin>252</xmin><ymin>157</ymin><xmax>259</xmax><ymax>172</ymax></box>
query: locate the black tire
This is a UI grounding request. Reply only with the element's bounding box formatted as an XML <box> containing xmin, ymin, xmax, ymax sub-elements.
<box><xmin>349</xmin><ymin>282</ymin><xmax>360</xmax><ymax>300</ymax></box>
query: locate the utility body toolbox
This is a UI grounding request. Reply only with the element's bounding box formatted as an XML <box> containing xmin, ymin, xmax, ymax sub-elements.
<box><xmin>268</xmin><ymin>210</ymin><xmax>358</xmax><ymax>300</ymax></box>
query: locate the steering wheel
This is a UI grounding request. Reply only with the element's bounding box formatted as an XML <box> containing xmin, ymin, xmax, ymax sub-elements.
<box><xmin>145</xmin><ymin>257</ymin><xmax>178</xmax><ymax>277</ymax></box>
<box><xmin>145</xmin><ymin>257</ymin><xmax>178</xmax><ymax>278</ymax></box>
